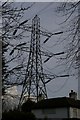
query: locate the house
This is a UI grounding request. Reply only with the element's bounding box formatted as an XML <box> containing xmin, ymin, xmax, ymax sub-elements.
<box><xmin>32</xmin><ymin>90</ymin><xmax>80</xmax><ymax>120</ymax></box>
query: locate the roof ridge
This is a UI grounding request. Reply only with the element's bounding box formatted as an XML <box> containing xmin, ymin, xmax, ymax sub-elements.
<box><xmin>32</xmin><ymin>97</ymin><xmax>80</xmax><ymax>109</ymax></box>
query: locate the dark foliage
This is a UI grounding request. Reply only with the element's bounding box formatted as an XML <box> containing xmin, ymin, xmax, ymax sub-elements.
<box><xmin>21</xmin><ymin>99</ymin><xmax>36</xmax><ymax>112</ymax></box>
<box><xmin>2</xmin><ymin>110</ymin><xmax>36</xmax><ymax>120</ymax></box>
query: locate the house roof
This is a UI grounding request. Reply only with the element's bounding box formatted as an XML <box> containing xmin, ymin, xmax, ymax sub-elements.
<box><xmin>32</xmin><ymin>97</ymin><xmax>80</xmax><ymax>109</ymax></box>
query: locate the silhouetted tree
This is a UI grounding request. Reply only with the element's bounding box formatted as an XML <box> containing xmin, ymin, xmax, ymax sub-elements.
<box><xmin>2</xmin><ymin>109</ymin><xmax>36</xmax><ymax>120</ymax></box>
<box><xmin>2</xmin><ymin>1</ymin><xmax>35</xmax><ymax>111</ymax></box>
<box><xmin>56</xmin><ymin>2</ymin><xmax>80</xmax><ymax>72</ymax></box>
<box><xmin>21</xmin><ymin>99</ymin><xmax>35</xmax><ymax>112</ymax></box>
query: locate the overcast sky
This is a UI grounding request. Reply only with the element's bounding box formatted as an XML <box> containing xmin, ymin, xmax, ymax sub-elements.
<box><xmin>4</xmin><ymin>2</ymin><xmax>79</xmax><ymax>99</ymax></box>
<box><xmin>2</xmin><ymin>0</ymin><xmax>79</xmax><ymax>2</ymax></box>
<box><xmin>13</xmin><ymin>2</ymin><xmax>78</xmax><ymax>98</ymax></box>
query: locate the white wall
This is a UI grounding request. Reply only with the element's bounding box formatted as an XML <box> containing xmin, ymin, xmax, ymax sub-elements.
<box><xmin>69</xmin><ymin>107</ymin><xmax>80</xmax><ymax>118</ymax></box>
<box><xmin>32</xmin><ymin>107</ymin><xmax>68</xmax><ymax>119</ymax></box>
<box><xmin>77</xmin><ymin>109</ymin><xmax>80</xmax><ymax>118</ymax></box>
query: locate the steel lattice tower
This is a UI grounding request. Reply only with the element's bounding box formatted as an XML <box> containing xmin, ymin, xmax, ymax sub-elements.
<box><xmin>19</xmin><ymin>15</ymin><xmax>47</xmax><ymax>105</ymax></box>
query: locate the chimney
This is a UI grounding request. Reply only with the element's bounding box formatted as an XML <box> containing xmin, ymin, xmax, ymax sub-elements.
<box><xmin>69</xmin><ymin>90</ymin><xmax>77</xmax><ymax>100</ymax></box>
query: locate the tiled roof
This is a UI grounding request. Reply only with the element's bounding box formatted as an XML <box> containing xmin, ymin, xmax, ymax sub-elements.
<box><xmin>32</xmin><ymin>97</ymin><xmax>80</xmax><ymax>109</ymax></box>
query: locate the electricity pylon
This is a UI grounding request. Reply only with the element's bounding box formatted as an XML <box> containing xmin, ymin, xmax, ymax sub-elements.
<box><xmin>19</xmin><ymin>15</ymin><xmax>47</xmax><ymax>105</ymax></box>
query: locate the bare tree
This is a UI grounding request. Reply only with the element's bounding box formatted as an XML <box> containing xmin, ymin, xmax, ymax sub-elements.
<box><xmin>2</xmin><ymin>1</ymin><xmax>74</xmax><ymax>110</ymax></box>
<box><xmin>2</xmin><ymin>1</ymin><xmax>35</xmax><ymax>110</ymax></box>
<box><xmin>55</xmin><ymin>2</ymin><xmax>80</xmax><ymax>74</ymax></box>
